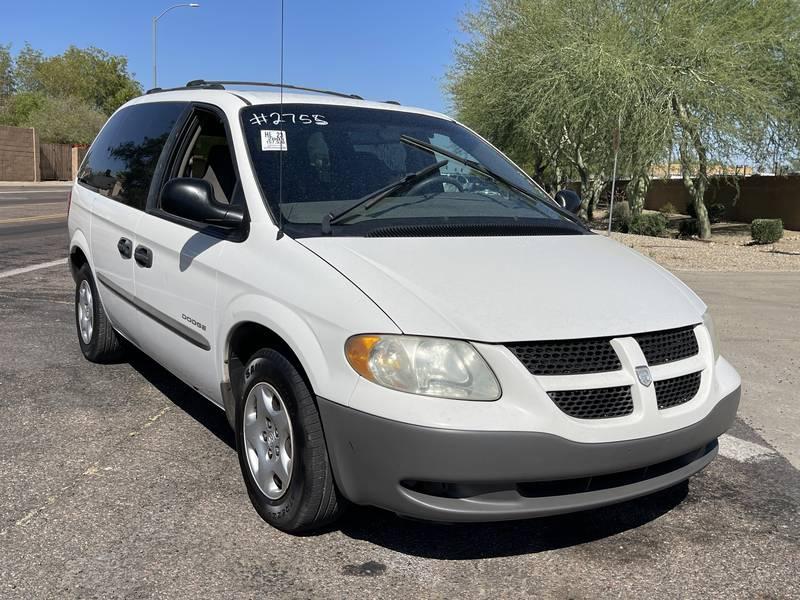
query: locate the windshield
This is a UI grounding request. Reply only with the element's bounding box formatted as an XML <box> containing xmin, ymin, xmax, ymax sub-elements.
<box><xmin>240</xmin><ymin>103</ymin><xmax>580</xmax><ymax>237</ymax></box>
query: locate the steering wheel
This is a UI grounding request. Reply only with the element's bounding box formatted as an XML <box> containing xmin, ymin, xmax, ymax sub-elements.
<box><xmin>407</xmin><ymin>175</ymin><xmax>464</xmax><ymax>195</ymax></box>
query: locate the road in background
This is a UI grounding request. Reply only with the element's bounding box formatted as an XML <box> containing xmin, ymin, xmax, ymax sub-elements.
<box><xmin>0</xmin><ymin>186</ymin><xmax>70</xmax><ymax>271</ymax></box>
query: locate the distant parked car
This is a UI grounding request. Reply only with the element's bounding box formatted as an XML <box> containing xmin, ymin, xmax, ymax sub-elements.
<box><xmin>68</xmin><ymin>80</ymin><xmax>740</xmax><ymax>533</ymax></box>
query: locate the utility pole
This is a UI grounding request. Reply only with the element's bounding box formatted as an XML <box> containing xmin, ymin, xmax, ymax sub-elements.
<box><xmin>152</xmin><ymin>3</ymin><xmax>200</xmax><ymax>89</ymax></box>
<box><xmin>607</xmin><ymin>112</ymin><xmax>622</xmax><ymax>236</ymax></box>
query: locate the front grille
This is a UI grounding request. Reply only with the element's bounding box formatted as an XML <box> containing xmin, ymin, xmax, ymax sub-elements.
<box><xmin>634</xmin><ymin>326</ymin><xmax>699</xmax><ymax>366</ymax></box>
<box><xmin>655</xmin><ymin>372</ymin><xmax>701</xmax><ymax>409</ymax></box>
<box><xmin>507</xmin><ymin>338</ymin><xmax>621</xmax><ymax>376</ymax></box>
<box><xmin>548</xmin><ymin>386</ymin><xmax>633</xmax><ymax>419</ymax></box>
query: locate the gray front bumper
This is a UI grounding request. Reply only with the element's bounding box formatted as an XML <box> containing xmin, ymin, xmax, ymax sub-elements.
<box><xmin>317</xmin><ymin>387</ymin><xmax>740</xmax><ymax>522</ymax></box>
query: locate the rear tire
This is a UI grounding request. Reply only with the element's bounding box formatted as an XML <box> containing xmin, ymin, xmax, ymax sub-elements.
<box><xmin>235</xmin><ymin>348</ymin><xmax>344</xmax><ymax>533</ymax></box>
<box><xmin>75</xmin><ymin>263</ymin><xmax>123</xmax><ymax>363</ymax></box>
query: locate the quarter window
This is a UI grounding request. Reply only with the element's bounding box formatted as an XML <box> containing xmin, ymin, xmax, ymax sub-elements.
<box><xmin>78</xmin><ymin>102</ymin><xmax>186</xmax><ymax>210</ymax></box>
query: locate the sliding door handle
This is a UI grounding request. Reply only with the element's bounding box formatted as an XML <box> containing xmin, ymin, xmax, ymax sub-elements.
<box><xmin>117</xmin><ymin>237</ymin><xmax>132</xmax><ymax>259</ymax></box>
<box><xmin>134</xmin><ymin>245</ymin><xmax>153</xmax><ymax>268</ymax></box>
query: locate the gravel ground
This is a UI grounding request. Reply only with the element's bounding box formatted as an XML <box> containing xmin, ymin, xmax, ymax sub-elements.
<box><xmin>594</xmin><ymin>224</ymin><xmax>800</xmax><ymax>272</ymax></box>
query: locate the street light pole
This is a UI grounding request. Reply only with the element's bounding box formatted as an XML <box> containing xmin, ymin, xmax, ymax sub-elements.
<box><xmin>152</xmin><ymin>3</ymin><xmax>200</xmax><ymax>89</ymax></box>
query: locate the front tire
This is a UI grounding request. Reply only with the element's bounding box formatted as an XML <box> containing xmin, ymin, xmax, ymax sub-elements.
<box><xmin>235</xmin><ymin>349</ymin><xmax>344</xmax><ymax>533</ymax></box>
<box><xmin>74</xmin><ymin>264</ymin><xmax>123</xmax><ymax>363</ymax></box>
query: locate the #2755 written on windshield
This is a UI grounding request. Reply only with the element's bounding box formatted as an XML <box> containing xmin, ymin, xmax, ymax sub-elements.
<box><xmin>249</xmin><ymin>112</ymin><xmax>328</xmax><ymax>126</ymax></box>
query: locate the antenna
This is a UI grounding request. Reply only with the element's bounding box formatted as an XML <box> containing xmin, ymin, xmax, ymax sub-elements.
<box><xmin>276</xmin><ymin>0</ymin><xmax>285</xmax><ymax>240</ymax></box>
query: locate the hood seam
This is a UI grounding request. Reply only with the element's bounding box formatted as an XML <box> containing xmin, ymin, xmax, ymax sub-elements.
<box><xmin>293</xmin><ymin>238</ymin><xmax>404</xmax><ymax>334</ymax></box>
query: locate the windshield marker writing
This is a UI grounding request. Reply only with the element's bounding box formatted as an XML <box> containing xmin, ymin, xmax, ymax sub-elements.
<box><xmin>249</xmin><ymin>112</ymin><xmax>327</xmax><ymax>126</ymax></box>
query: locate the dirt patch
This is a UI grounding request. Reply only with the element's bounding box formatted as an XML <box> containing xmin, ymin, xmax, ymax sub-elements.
<box><xmin>590</xmin><ymin>211</ymin><xmax>800</xmax><ymax>271</ymax></box>
<box><xmin>602</xmin><ymin>230</ymin><xmax>800</xmax><ymax>271</ymax></box>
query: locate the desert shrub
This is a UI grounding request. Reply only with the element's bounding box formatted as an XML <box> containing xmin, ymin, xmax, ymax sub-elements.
<box><xmin>678</xmin><ymin>218</ymin><xmax>700</xmax><ymax>238</ymax></box>
<box><xmin>708</xmin><ymin>203</ymin><xmax>727</xmax><ymax>224</ymax></box>
<box><xmin>751</xmin><ymin>219</ymin><xmax>783</xmax><ymax>244</ymax></box>
<box><xmin>659</xmin><ymin>201</ymin><xmax>677</xmax><ymax>215</ymax></box>
<box><xmin>628</xmin><ymin>212</ymin><xmax>668</xmax><ymax>237</ymax></box>
<box><xmin>610</xmin><ymin>200</ymin><xmax>631</xmax><ymax>232</ymax></box>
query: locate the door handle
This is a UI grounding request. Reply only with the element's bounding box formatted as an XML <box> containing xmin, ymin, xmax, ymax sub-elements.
<box><xmin>134</xmin><ymin>245</ymin><xmax>153</xmax><ymax>268</ymax></box>
<box><xmin>117</xmin><ymin>237</ymin><xmax>132</xmax><ymax>259</ymax></box>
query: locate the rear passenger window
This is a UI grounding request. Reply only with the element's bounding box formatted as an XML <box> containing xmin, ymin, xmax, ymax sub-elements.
<box><xmin>78</xmin><ymin>102</ymin><xmax>186</xmax><ymax>210</ymax></box>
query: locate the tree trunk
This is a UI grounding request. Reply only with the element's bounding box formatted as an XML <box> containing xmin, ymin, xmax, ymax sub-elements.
<box><xmin>576</xmin><ymin>167</ymin><xmax>591</xmax><ymax>220</ymax></box>
<box><xmin>584</xmin><ymin>173</ymin><xmax>606</xmax><ymax>222</ymax></box>
<box><xmin>692</xmin><ymin>178</ymin><xmax>710</xmax><ymax>238</ymax></box>
<box><xmin>626</xmin><ymin>172</ymin><xmax>649</xmax><ymax>216</ymax></box>
<box><xmin>672</xmin><ymin>97</ymin><xmax>712</xmax><ymax>239</ymax></box>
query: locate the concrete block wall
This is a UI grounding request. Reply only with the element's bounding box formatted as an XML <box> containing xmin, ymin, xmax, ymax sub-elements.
<box><xmin>0</xmin><ymin>125</ymin><xmax>38</xmax><ymax>182</ymax></box>
<box><xmin>645</xmin><ymin>176</ymin><xmax>800</xmax><ymax>231</ymax></box>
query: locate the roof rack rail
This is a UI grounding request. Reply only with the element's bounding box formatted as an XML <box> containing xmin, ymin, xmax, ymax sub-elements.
<box><xmin>145</xmin><ymin>81</ymin><xmax>225</xmax><ymax>94</ymax></box>
<box><xmin>184</xmin><ymin>80</ymin><xmax>363</xmax><ymax>100</ymax></box>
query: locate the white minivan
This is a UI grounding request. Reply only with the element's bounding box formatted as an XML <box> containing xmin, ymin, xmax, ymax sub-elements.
<box><xmin>68</xmin><ymin>81</ymin><xmax>741</xmax><ymax>533</ymax></box>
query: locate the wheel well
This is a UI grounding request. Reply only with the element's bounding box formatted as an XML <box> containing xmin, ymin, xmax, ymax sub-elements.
<box><xmin>69</xmin><ymin>246</ymin><xmax>88</xmax><ymax>282</ymax></box>
<box><xmin>227</xmin><ymin>322</ymin><xmax>309</xmax><ymax>400</ymax></box>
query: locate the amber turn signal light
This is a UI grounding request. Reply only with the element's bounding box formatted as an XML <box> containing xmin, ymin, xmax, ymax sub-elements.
<box><xmin>344</xmin><ymin>335</ymin><xmax>381</xmax><ymax>380</ymax></box>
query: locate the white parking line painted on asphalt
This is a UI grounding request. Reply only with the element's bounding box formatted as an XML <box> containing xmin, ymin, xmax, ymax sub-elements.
<box><xmin>0</xmin><ymin>259</ymin><xmax>66</xmax><ymax>280</ymax></box>
<box><xmin>718</xmin><ymin>433</ymin><xmax>777</xmax><ymax>463</ymax></box>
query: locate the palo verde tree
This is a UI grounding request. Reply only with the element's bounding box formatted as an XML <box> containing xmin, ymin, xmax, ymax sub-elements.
<box><xmin>629</xmin><ymin>0</ymin><xmax>800</xmax><ymax>238</ymax></box>
<box><xmin>448</xmin><ymin>0</ymin><xmax>670</xmax><ymax>220</ymax></box>
<box><xmin>449</xmin><ymin>0</ymin><xmax>800</xmax><ymax>237</ymax></box>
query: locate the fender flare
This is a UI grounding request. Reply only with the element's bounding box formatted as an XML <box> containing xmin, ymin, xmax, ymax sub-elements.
<box><xmin>216</xmin><ymin>293</ymin><xmax>362</xmax><ymax>427</ymax></box>
<box><xmin>68</xmin><ymin>230</ymin><xmax>93</xmax><ymax>280</ymax></box>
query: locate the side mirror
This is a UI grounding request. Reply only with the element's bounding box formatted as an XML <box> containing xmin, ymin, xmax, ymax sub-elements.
<box><xmin>554</xmin><ymin>189</ymin><xmax>582</xmax><ymax>214</ymax></box>
<box><xmin>160</xmin><ymin>178</ymin><xmax>244</xmax><ymax>229</ymax></box>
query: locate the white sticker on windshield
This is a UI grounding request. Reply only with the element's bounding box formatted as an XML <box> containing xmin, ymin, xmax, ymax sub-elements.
<box><xmin>260</xmin><ymin>130</ymin><xmax>288</xmax><ymax>151</ymax></box>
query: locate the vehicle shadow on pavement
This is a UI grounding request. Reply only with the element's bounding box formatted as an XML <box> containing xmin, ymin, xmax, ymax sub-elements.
<box><xmin>126</xmin><ymin>347</ymin><xmax>235</xmax><ymax>450</ymax></box>
<box><xmin>124</xmin><ymin>345</ymin><xmax>688</xmax><ymax>559</ymax></box>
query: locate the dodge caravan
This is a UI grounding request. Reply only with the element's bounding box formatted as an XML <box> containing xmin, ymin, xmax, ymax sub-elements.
<box><xmin>68</xmin><ymin>80</ymin><xmax>741</xmax><ymax>533</ymax></box>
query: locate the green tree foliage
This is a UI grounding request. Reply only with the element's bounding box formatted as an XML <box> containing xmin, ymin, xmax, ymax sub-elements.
<box><xmin>448</xmin><ymin>0</ymin><xmax>671</xmax><ymax>220</ymax></box>
<box><xmin>649</xmin><ymin>0</ymin><xmax>800</xmax><ymax>238</ymax></box>
<box><xmin>26</xmin><ymin>95</ymin><xmax>108</xmax><ymax>144</ymax></box>
<box><xmin>0</xmin><ymin>44</ymin><xmax>13</xmax><ymax>99</ymax></box>
<box><xmin>13</xmin><ymin>45</ymin><xmax>141</xmax><ymax>115</ymax></box>
<box><xmin>0</xmin><ymin>43</ymin><xmax>141</xmax><ymax>144</ymax></box>
<box><xmin>448</xmin><ymin>0</ymin><xmax>800</xmax><ymax>238</ymax></box>
<box><xmin>0</xmin><ymin>91</ymin><xmax>46</xmax><ymax>125</ymax></box>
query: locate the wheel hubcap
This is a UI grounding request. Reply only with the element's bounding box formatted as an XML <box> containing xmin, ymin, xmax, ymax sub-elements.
<box><xmin>77</xmin><ymin>280</ymin><xmax>94</xmax><ymax>344</ymax></box>
<box><xmin>243</xmin><ymin>382</ymin><xmax>294</xmax><ymax>500</ymax></box>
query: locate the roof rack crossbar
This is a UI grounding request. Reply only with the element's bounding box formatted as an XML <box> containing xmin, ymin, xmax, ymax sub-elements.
<box><xmin>185</xmin><ymin>79</ymin><xmax>363</xmax><ymax>100</ymax></box>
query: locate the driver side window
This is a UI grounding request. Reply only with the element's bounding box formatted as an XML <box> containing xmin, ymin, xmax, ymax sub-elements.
<box><xmin>172</xmin><ymin>109</ymin><xmax>239</xmax><ymax>205</ymax></box>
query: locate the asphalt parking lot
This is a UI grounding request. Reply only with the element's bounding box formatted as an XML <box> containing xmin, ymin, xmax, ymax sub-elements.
<box><xmin>1</xmin><ymin>188</ymin><xmax>798</xmax><ymax>598</ymax></box>
<box><xmin>0</xmin><ymin>186</ymin><xmax>70</xmax><ymax>271</ymax></box>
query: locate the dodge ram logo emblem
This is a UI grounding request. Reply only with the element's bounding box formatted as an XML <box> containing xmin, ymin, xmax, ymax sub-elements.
<box><xmin>635</xmin><ymin>366</ymin><xmax>653</xmax><ymax>387</ymax></box>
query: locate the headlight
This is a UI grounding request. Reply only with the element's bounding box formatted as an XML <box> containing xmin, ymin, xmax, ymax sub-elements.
<box><xmin>702</xmin><ymin>310</ymin><xmax>720</xmax><ymax>361</ymax></box>
<box><xmin>345</xmin><ymin>335</ymin><xmax>501</xmax><ymax>400</ymax></box>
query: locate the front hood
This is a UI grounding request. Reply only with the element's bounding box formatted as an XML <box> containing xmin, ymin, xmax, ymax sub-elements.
<box><xmin>299</xmin><ymin>234</ymin><xmax>705</xmax><ymax>342</ymax></box>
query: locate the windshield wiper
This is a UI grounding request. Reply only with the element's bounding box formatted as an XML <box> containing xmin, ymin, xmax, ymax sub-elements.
<box><xmin>321</xmin><ymin>159</ymin><xmax>448</xmax><ymax>234</ymax></box>
<box><xmin>399</xmin><ymin>135</ymin><xmax>551</xmax><ymax>208</ymax></box>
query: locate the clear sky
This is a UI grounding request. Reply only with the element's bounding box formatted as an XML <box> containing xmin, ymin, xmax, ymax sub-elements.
<box><xmin>2</xmin><ymin>0</ymin><xmax>475</xmax><ymax>114</ymax></box>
